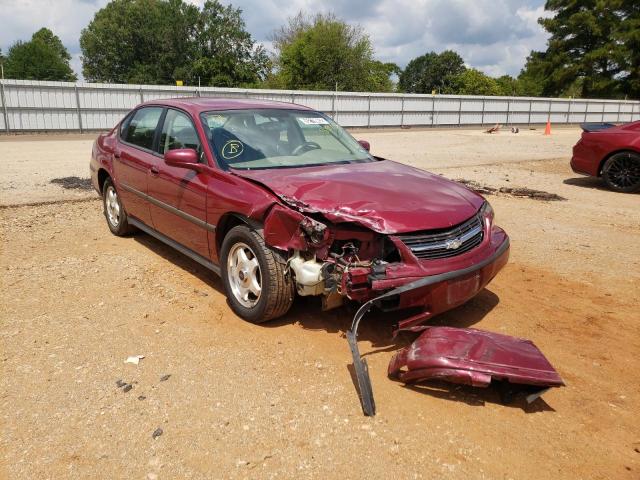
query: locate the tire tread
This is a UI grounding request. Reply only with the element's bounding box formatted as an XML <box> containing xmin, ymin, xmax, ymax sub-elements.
<box><xmin>249</xmin><ymin>228</ymin><xmax>295</xmax><ymax>321</ymax></box>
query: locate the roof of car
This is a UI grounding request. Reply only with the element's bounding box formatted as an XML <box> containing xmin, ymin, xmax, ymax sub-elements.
<box><xmin>140</xmin><ymin>97</ymin><xmax>313</xmax><ymax>113</ymax></box>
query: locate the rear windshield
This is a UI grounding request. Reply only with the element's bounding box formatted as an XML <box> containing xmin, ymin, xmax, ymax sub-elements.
<box><xmin>200</xmin><ymin>109</ymin><xmax>373</xmax><ymax>170</ymax></box>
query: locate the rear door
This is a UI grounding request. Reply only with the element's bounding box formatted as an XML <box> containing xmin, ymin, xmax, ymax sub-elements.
<box><xmin>114</xmin><ymin>106</ymin><xmax>164</xmax><ymax>226</ymax></box>
<box><xmin>147</xmin><ymin>108</ymin><xmax>210</xmax><ymax>257</ymax></box>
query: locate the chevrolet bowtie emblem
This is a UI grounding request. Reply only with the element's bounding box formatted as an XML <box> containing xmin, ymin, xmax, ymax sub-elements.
<box><xmin>444</xmin><ymin>238</ymin><xmax>463</xmax><ymax>250</ymax></box>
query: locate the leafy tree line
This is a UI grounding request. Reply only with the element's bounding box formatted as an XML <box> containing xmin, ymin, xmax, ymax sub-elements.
<box><xmin>397</xmin><ymin>50</ymin><xmax>534</xmax><ymax>96</ymax></box>
<box><xmin>1</xmin><ymin>0</ymin><xmax>637</xmax><ymax>99</ymax></box>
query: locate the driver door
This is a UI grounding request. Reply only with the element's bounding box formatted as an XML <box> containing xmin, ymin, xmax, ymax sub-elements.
<box><xmin>147</xmin><ymin>108</ymin><xmax>209</xmax><ymax>257</ymax></box>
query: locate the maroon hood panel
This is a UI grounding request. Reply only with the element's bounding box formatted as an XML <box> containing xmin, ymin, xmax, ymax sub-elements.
<box><xmin>232</xmin><ymin>160</ymin><xmax>484</xmax><ymax>234</ymax></box>
<box><xmin>388</xmin><ymin>327</ymin><xmax>564</xmax><ymax>388</ymax></box>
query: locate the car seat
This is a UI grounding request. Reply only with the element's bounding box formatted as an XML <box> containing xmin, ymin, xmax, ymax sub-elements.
<box><xmin>210</xmin><ymin>127</ymin><xmax>264</xmax><ymax>165</ymax></box>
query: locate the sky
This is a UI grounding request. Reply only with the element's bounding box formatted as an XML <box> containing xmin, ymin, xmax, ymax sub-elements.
<box><xmin>0</xmin><ymin>0</ymin><xmax>551</xmax><ymax>81</ymax></box>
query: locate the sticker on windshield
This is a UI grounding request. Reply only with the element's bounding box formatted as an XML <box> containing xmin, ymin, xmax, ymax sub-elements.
<box><xmin>221</xmin><ymin>140</ymin><xmax>244</xmax><ymax>159</ymax></box>
<box><xmin>299</xmin><ymin>117</ymin><xmax>329</xmax><ymax>125</ymax></box>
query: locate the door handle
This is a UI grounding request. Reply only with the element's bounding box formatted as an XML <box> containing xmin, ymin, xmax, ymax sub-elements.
<box><xmin>150</xmin><ymin>166</ymin><xmax>160</xmax><ymax>176</ymax></box>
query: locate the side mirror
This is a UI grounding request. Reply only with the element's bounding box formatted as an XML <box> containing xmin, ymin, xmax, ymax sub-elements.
<box><xmin>358</xmin><ymin>140</ymin><xmax>370</xmax><ymax>152</ymax></box>
<box><xmin>164</xmin><ymin>148</ymin><xmax>201</xmax><ymax>171</ymax></box>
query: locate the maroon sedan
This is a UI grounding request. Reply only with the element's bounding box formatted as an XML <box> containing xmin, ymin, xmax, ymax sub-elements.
<box><xmin>90</xmin><ymin>98</ymin><xmax>509</xmax><ymax>327</ymax></box>
<box><xmin>570</xmin><ymin>121</ymin><xmax>640</xmax><ymax>192</ymax></box>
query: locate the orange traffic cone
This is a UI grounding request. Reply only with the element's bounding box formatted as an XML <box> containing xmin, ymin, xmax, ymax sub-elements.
<box><xmin>544</xmin><ymin>120</ymin><xmax>552</xmax><ymax>135</ymax></box>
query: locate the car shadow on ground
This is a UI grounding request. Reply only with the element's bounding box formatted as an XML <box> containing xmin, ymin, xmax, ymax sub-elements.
<box><xmin>563</xmin><ymin>176</ymin><xmax>609</xmax><ymax>191</ymax></box>
<box><xmin>133</xmin><ymin>234</ymin><xmax>225</xmax><ymax>292</ymax></box>
<box><xmin>269</xmin><ymin>288</ymin><xmax>501</xmax><ymax>350</ymax></box>
<box><xmin>397</xmin><ymin>381</ymin><xmax>556</xmax><ymax>413</ymax></box>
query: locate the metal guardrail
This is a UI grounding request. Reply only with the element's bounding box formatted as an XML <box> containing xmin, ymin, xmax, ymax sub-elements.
<box><xmin>0</xmin><ymin>79</ymin><xmax>638</xmax><ymax>132</ymax></box>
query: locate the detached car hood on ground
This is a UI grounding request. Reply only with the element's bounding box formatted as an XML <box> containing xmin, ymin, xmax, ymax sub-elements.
<box><xmin>233</xmin><ymin>160</ymin><xmax>484</xmax><ymax>234</ymax></box>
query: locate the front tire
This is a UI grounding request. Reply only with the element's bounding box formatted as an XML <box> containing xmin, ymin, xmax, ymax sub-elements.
<box><xmin>221</xmin><ymin>225</ymin><xmax>294</xmax><ymax>323</ymax></box>
<box><xmin>602</xmin><ymin>152</ymin><xmax>640</xmax><ymax>193</ymax></box>
<box><xmin>102</xmin><ymin>178</ymin><xmax>136</xmax><ymax>236</ymax></box>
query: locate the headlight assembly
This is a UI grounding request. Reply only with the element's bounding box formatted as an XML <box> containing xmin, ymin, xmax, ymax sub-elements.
<box><xmin>480</xmin><ymin>201</ymin><xmax>494</xmax><ymax>225</ymax></box>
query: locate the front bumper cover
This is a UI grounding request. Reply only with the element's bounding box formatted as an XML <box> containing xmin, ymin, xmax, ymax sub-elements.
<box><xmin>388</xmin><ymin>326</ymin><xmax>564</xmax><ymax>388</ymax></box>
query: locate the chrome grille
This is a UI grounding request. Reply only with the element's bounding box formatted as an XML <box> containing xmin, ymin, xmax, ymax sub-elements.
<box><xmin>397</xmin><ymin>215</ymin><xmax>484</xmax><ymax>260</ymax></box>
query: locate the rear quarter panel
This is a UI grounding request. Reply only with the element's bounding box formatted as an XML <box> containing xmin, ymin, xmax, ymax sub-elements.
<box><xmin>596</xmin><ymin>128</ymin><xmax>640</xmax><ymax>173</ymax></box>
<box><xmin>90</xmin><ymin>129</ymin><xmax>117</xmax><ymax>192</ymax></box>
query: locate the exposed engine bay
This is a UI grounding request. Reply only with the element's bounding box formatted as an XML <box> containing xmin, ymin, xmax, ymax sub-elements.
<box><xmin>265</xmin><ymin>202</ymin><xmax>401</xmax><ymax>307</ymax></box>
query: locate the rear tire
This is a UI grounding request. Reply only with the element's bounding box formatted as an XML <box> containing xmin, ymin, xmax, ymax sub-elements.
<box><xmin>602</xmin><ymin>152</ymin><xmax>640</xmax><ymax>193</ymax></box>
<box><xmin>221</xmin><ymin>225</ymin><xmax>294</xmax><ymax>323</ymax></box>
<box><xmin>102</xmin><ymin>178</ymin><xmax>136</xmax><ymax>236</ymax></box>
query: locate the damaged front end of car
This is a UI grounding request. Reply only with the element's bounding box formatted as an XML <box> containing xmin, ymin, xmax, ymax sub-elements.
<box><xmin>262</xmin><ymin>198</ymin><xmax>509</xmax><ymax>333</ymax></box>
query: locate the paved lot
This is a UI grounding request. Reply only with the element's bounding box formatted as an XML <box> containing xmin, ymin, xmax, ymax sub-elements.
<box><xmin>1</xmin><ymin>127</ymin><xmax>638</xmax><ymax>479</ymax></box>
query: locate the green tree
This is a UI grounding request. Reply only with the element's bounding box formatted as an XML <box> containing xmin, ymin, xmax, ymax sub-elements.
<box><xmin>521</xmin><ymin>0</ymin><xmax>639</xmax><ymax>99</ymax></box>
<box><xmin>542</xmin><ymin>0</ymin><xmax>621</xmax><ymax>97</ymax></box>
<box><xmin>496</xmin><ymin>75</ymin><xmax>521</xmax><ymax>96</ymax></box>
<box><xmin>269</xmin><ymin>13</ymin><xmax>394</xmax><ymax>92</ymax></box>
<box><xmin>398</xmin><ymin>50</ymin><xmax>466</xmax><ymax>93</ymax></box>
<box><xmin>448</xmin><ymin>69</ymin><xmax>502</xmax><ymax>96</ymax></box>
<box><xmin>516</xmin><ymin>51</ymin><xmax>546</xmax><ymax>97</ymax></box>
<box><xmin>4</xmin><ymin>28</ymin><xmax>77</xmax><ymax>81</ymax></box>
<box><xmin>616</xmin><ymin>0</ymin><xmax>640</xmax><ymax>98</ymax></box>
<box><xmin>367</xmin><ymin>61</ymin><xmax>400</xmax><ymax>92</ymax></box>
<box><xmin>80</xmin><ymin>0</ymin><xmax>266</xmax><ymax>86</ymax></box>
<box><xmin>80</xmin><ymin>0</ymin><xmax>195</xmax><ymax>83</ymax></box>
<box><xmin>189</xmin><ymin>0</ymin><xmax>268</xmax><ymax>87</ymax></box>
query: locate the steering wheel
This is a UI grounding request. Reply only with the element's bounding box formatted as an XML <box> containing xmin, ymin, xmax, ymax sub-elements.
<box><xmin>292</xmin><ymin>141</ymin><xmax>321</xmax><ymax>156</ymax></box>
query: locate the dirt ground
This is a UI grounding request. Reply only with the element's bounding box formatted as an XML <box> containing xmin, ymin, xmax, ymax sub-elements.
<box><xmin>1</xmin><ymin>127</ymin><xmax>638</xmax><ymax>479</ymax></box>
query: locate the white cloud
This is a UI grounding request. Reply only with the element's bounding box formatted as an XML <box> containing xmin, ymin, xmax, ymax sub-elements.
<box><xmin>0</xmin><ymin>0</ymin><xmax>108</xmax><ymax>53</ymax></box>
<box><xmin>0</xmin><ymin>0</ymin><xmax>550</xmax><ymax>80</ymax></box>
<box><xmin>70</xmin><ymin>52</ymin><xmax>83</xmax><ymax>77</ymax></box>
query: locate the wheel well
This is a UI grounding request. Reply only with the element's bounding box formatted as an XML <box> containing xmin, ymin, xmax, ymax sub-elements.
<box><xmin>215</xmin><ymin>213</ymin><xmax>255</xmax><ymax>252</ymax></box>
<box><xmin>598</xmin><ymin>149</ymin><xmax>640</xmax><ymax>176</ymax></box>
<box><xmin>97</xmin><ymin>168</ymin><xmax>110</xmax><ymax>193</ymax></box>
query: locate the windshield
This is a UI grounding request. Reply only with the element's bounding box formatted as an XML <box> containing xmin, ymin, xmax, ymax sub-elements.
<box><xmin>200</xmin><ymin>109</ymin><xmax>373</xmax><ymax>170</ymax></box>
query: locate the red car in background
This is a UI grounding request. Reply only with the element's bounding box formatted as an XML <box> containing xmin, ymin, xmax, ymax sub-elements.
<box><xmin>571</xmin><ymin>120</ymin><xmax>640</xmax><ymax>192</ymax></box>
<box><xmin>90</xmin><ymin>98</ymin><xmax>509</xmax><ymax>327</ymax></box>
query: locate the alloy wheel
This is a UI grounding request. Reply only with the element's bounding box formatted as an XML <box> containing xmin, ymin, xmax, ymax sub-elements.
<box><xmin>227</xmin><ymin>242</ymin><xmax>262</xmax><ymax>308</ymax></box>
<box><xmin>105</xmin><ymin>186</ymin><xmax>121</xmax><ymax>227</ymax></box>
<box><xmin>605</xmin><ymin>154</ymin><xmax>640</xmax><ymax>190</ymax></box>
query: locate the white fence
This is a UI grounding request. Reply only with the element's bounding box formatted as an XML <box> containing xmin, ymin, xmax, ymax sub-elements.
<box><xmin>0</xmin><ymin>79</ymin><xmax>638</xmax><ymax>132</ymax></box>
